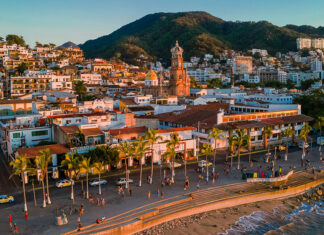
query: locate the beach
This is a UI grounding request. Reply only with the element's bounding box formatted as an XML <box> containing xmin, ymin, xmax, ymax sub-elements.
<box><xmin>137</xmin><ymin>185</ymin><xmax>324</xmax><ymax>235</ymax></box>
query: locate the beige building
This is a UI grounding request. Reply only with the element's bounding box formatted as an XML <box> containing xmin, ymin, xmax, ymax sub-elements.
<box><xmin>233</xmin><ymin>56</ymin><xmax>253</xmax><ymax>75</ymax></box>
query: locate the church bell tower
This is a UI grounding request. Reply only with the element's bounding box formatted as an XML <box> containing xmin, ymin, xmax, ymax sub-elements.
<box><xmin>169</xmin><ymin>41</ymin><xmax>190</xmax><ymax>97</ymax></box>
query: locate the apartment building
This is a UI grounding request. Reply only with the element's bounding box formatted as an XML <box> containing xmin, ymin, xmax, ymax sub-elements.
<box><xmin>233</xmin><ymin>56</ymin><xmax>253</xmax><ymax>75</ymax></box>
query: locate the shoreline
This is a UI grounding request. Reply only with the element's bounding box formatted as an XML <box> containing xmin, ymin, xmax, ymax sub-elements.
<box><xmin>136</xmin><ymin>184</ymin><xmax>324</xmax><ymax>235</ymax></box>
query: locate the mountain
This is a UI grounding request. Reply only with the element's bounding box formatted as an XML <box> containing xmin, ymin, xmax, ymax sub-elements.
<box><xmin>59</xmin><ymin>41</ymin><xmax>78</xmax><ymax>48</ymax></box>
<box><xmin>80</xmin><ymin>11</ymin><xmax>324</xmax><ymax>64</ymax></box>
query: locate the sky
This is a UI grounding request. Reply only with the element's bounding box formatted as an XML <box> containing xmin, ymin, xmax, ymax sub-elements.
<box><xmin>1</xmin><ymin>0</ymin><xmax>324</xmax><ymax>47</ymax></box>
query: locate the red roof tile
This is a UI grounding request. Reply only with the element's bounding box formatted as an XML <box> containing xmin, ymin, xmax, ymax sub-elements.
<box><xmin>81</xmin><ymin>128</ymin><xmax>104</xmax><ymax>137</ymax></box>
<box><xmin>108</xmin><ymin>126</ymin><xmax>147</xmax><ymax>136</ymax></box>
<box><xmin>17</xmin><ymin>144</ymin><xmax>70</xmax><ymax>158</ymax></box>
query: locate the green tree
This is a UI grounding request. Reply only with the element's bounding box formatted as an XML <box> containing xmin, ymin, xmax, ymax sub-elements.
<box><xmin>199</xmin><ymin>144</ymin><xmax>213</xmax><ymax>181</ymax></box>
<box><xmin>74</xmin><ymin>80</ymin><xmax>87</xmax><ymax>101</ymax></box>
<box><xmin>10</xmin><ymin>156</ymin><xmax>34</xmax><ymax>213</ymax></box>
<box><xmin>144</xmin><ymin>129</ymin><xmax>162</xmax><ymax>184</ymax></box>
<box><xmin>281</xmin><ymin>127</ymin><xmax>295</xmax><ymax>161</ymax></box>
<box><xmin>6</xmin><ymin>34</ymin><xmax>25</xmax><ymax>46</ymax></box>
<box><xmin>231</xmin><ymin>129</ymin><xmax>249</xmax><ymax>170</ymax></box>
<box><xmin>118</xmin><ymin>141</ymin><xmax>134</xmax><ymax>189</ymax></box>
<box><xmin>61</xmin><ymin>153</ymin><xmax>81</xmax><ymax>203</ymax></box>
<box><xmin>38</xmin><ymin>149</ymin><xmax>52</xmax><ymax>205</ymax></box>
<box><xmin>207</xmin><ymin>78</ymin><xmax>222</xmax><ymax>88</ymax></box>
<box><xmin>208</xmin><ymin>128</ymin><xmax>224</xmax><ymax>173</ymax></box>
<box><xmin>17</xmin><ymin>62</ymin><xmax>28</xmax><ymax>75</ymax></box>
<box><xmin>299</xmin><ymin>123</ymin><xmax>312</xmax><ymax>159</ymax></box>
<box><xmin>93</xmin><ymin>161</ymin><xmax>105</xmax><ymax>195</ymax></box>
<box><xmin>163</xmin><ymin>133</ymin><xmax>180</xmax><ymax>183</ymax></box>
<box><xmin>80</xmin><ymin>156</ymin><xmax>92</xmax><ymax>199</ymax></box>
<box><xmin>263</xmin><ymin>126</ymin><xmax>273</xmax><ymax>151</ymax></box>
<box><xmin>133</xmin><ymin>138</ymin><xmax>150</xmax><ymax>187</ymax></box>
<box><xmin>314</xmin><ymin>116</ymin><xmax>324</xmax><ymax>148</ymax></box>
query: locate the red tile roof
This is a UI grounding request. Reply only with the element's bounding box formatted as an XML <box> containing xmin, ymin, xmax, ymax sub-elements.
<box><xmin>81</xmin><ymin>128</ymin><xmax>104</xmax><ymax>137</ymax></box>
<box><xmin>157</xmin><ymin>127</ymin><xmax>195</xmax><ymax>134</ymax></box>
<box><xmin>108</xmin><ymin>126</ymin><xmax>147</xmax><ymax>136</ymax></box>
<box><xmin>17</xmin><ymin>144</ymin><xmax>70</xmax><ymax>158</ymax></box>
<box><xmin>48</xmin><ymin>112</ymin><xmax>109</xmax><ymax>119</ymax></box>
<box><xmin>60</xmin><ymin>125</ymin><xmax>79</xmax><ymax>134</ymax></box>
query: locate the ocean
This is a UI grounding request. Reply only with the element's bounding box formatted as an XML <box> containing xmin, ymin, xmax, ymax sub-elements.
<box><xmin>219</xmin><ymin>201</ymin><xmax>324</xmax><ymax>235</ymax></box>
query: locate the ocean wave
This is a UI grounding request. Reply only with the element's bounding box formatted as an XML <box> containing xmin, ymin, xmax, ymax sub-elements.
<box><xmin>219</xmin><ymin>201</ymin><xmax>324</xmax><ymax>235</ymax></box>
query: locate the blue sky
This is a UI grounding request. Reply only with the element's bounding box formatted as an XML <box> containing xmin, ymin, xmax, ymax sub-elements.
<box><xmin>1</xmin><ymin>0</ymin><xmax>323</xmax><ymax>46</ymax></box>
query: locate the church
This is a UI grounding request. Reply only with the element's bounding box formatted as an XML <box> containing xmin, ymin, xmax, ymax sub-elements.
<box><xmin>142</xmin><ymin>41</ymin><xmax>190</xmax><ymax>97</ymax></box>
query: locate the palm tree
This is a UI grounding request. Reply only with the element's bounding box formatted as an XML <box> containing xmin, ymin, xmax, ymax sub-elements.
<box><xmin>145</xmin><ymin>129</ymin><xmax>162</xmax><ymax>184</ymax></box>
<box><xmin>263</xmin><ymin>126</ymin><xmax>273</xmax><ymax>152</ymax></box>
<box><xmin>61</xmin><ymin>153</ymin><xmax>80</xmax><ymax>203</ymax></box>
<box><xmin>299</xmin><ymin>123</ymin><xmax>312</xmax><ymax>159</ymax></box>
<box><xmin>81</xmin><ymin>156</ymin><xmax>92</xmax><ymax>199</ymax></box>
<box><xmin>10</xmin><ymin>155</ymin><xmax>34</xmax><ymax>213</ymax></box>
<box><xmin>281</xmin><ymin>127</ymin><xmax>295</xmax><ymax>161</ymax></box>
<box><xmin>208</xmin><ymin>128</ymin><xmax>224</xmax><ymax>173</ymax></box>
<box><xmin>35</xmin><ymin>156</ymin><xmax>47</xmax><ymax>208</ymax></box>
<box><xmin>231</xmin><ymin>129</ymin><xmax>249</xmax><ymax>170</ymax></box>
<box><xmin>314</xmin><ymin>116</ymin><xmax>324</xmax><ymax>151</ymax></box>
<box><xmin>117</xmin><ymin>141</ymin><xmax>133</xmax><ymax>189</ymax></box>
<box><xmin>133</xmin><ymin>138</ymin><xmax>150</xmax><ymax>187</ymax></box>
<box><xmin>38</xmin><ymin>149</ymin><xmax>52</xmax><ymax>205</ymax></box>
<box><xmin>93</xmin><ymin>161</ymin><xmax>105</xmax><ymax>195</ymax></box>
<box><xmin>199</xmin><ymin>144</ymin><xmax>214</xmax><ymax>181</ymax></box>
<box><xmin>164</xmin><ymin>133</ymin><xmax>180</xmax><ymax>183</ymax></box>
<box><xmin>228</xmin><ymin>136</ymin><xmax>236</xmax><ymax>167</ymax></box>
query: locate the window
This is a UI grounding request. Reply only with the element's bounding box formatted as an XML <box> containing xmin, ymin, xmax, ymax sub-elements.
<box><xmin>13</xmin><ymin>133</ymin><xmax>20</xmax><ymax>138</ymax></box>
<box><xmin>32</xmin><ymin>130</ymin><xmax>48</xmax><ymax>136</ymax></box>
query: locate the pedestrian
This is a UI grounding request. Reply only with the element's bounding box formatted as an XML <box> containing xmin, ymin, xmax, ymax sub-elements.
<box><xmin>80</xmin><ymin>205</ymin><xmax>84</xmax><ymax>216</ymax></box>
<box><xmin>212</xmin><ymin>176</ymin><xmax>215</xmax><ymax>184</ymax></box>
<box><xmin>97</xmin><ymin>197</ymin><xmax>100</xmax><ymax>206</ymax></box>
<box><xmin>184</xmin><ymin>183</ymin><xmax>187</xmax><ymax>190</ymax></box>
<box><xmin>122</xmin><ymin>191</ymin><xmax>125</xmax><ymax>199</ymax></box>
<box><xmin>129</xmin><ymin>189</ymin><xmax>132</xmax><ymax>197</ymax></box>
<box><xmin>161</xmin><ymin>191</ymin><xmax>164</xmax><ymax>199</ymax></box>
<box><xmin>216</xmin><ymin>172</ymin><xmax>219</xmax><ymax>180</ymax></box>
<box><xmin>197</xmin><ymin>182</ymin><xmax>200</xmax><ymax>190</ymax></box>
<box><xmin>102</xmin><ymin>198</ymin><xmax>105</xmax><ymax>206</ymax></box>
<box><xmin>157</xmin><ymin>187</ymin><xmax>160</xmax><ymax>195</ymax></box>
<box><xmin>69</xmin><ymin>205</ymin><xmax>73</xmax><ymax>215</ymax></box>
<box><xmin>14</xmin><ymin>223</ymin><xmax>18</xmax><ymax>234</ymax></box>
<box><xmin>147</xmin><ymin>191</ymin><xmax>151</xmax><ymax>200</ymax></box>
<box><xmin>9</xmin><ymin>214</ymin><xmax>13</xmax><ymax>232</ymax></box>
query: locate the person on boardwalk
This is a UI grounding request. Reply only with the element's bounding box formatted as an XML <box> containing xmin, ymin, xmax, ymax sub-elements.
<box><xmin>14</xmin><ymin>223</ymin><xmax>18</xmax><ymax>234</ymax></box>
<box><xmin>9</xmin><ymin>214</ymin><xmax>13</xmax><ymax>232</ymax></box>
<box><xmin>147</xmin><ymin>191</ymin><xmax>151</xmax><ymax>200</ymax></box>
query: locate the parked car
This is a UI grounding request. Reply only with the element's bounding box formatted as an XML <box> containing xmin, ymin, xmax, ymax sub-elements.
<box><xmin>116</xmin><ymin>178</ymin><xmax>133</xmax><ymax>186</ymax></box>
<box><xmin>56</xmin><ymin>179</ymin><xmax>74</xmax><ymax>188</ymax></box>
<box><xmin>298</xmin><ymin>142</ymin><xmax>309</xmax><ymax>149</ymax></box>
<box><xmin>168</xmin><ymin>162</ymin><xmax>182</xmax><ymax>169</ymax></box>
<box><xmin>198</xmin><ymin>160</ymin><xmax>213</xmax><ymax>168</ymax></box>
<box><xmin>90</xmin><ymin>179</ymin><xmax>107</xmax><ymax>186</ymax></box>
<box><xmin>0</xmin><ymin>195</ymin><xmax>14</xmax><ymax>204</ymax></box>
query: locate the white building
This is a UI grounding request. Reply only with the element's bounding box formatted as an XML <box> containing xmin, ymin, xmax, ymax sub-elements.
<box><xmin>252</xmin><ymin>49</ymin><xmax>268</xmax><ymax>57</ymax></box>
<box><xmin>80</xmin><ymin>73</ymin><xmax>102</xmax><ymax>85</ymax></box>
<box><xmin>311</xmin><ymin>58</ymin><xmax>323</xmax><ymax>72</ymax></box>
<box><xmin>50</xmin><ymin>75</ymin><xmax>72</xmax><ymax>90</ymax></box>
<box><xmin>297</xmin><ymin>38</ymin><xmax>312</xmax><ymax>49</ymax></box>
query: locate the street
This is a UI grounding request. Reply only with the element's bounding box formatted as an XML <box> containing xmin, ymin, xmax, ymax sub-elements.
<box><xmin>0</xmin><ymin>145</ymin><xmax>322</xmax><ymax>234</ymax></box>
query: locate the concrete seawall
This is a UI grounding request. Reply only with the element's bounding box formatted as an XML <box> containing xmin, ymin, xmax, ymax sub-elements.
<box><xmin>65</xmin><ymin>171</ymin><xmax>324</xmax><ymax>235</ymax></box>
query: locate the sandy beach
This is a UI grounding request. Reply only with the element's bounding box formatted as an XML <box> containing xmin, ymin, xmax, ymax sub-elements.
<box><xmin>136</xmin><ymin>196</ymin><xmax>304</xmax><ymax>235</ymax></box>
